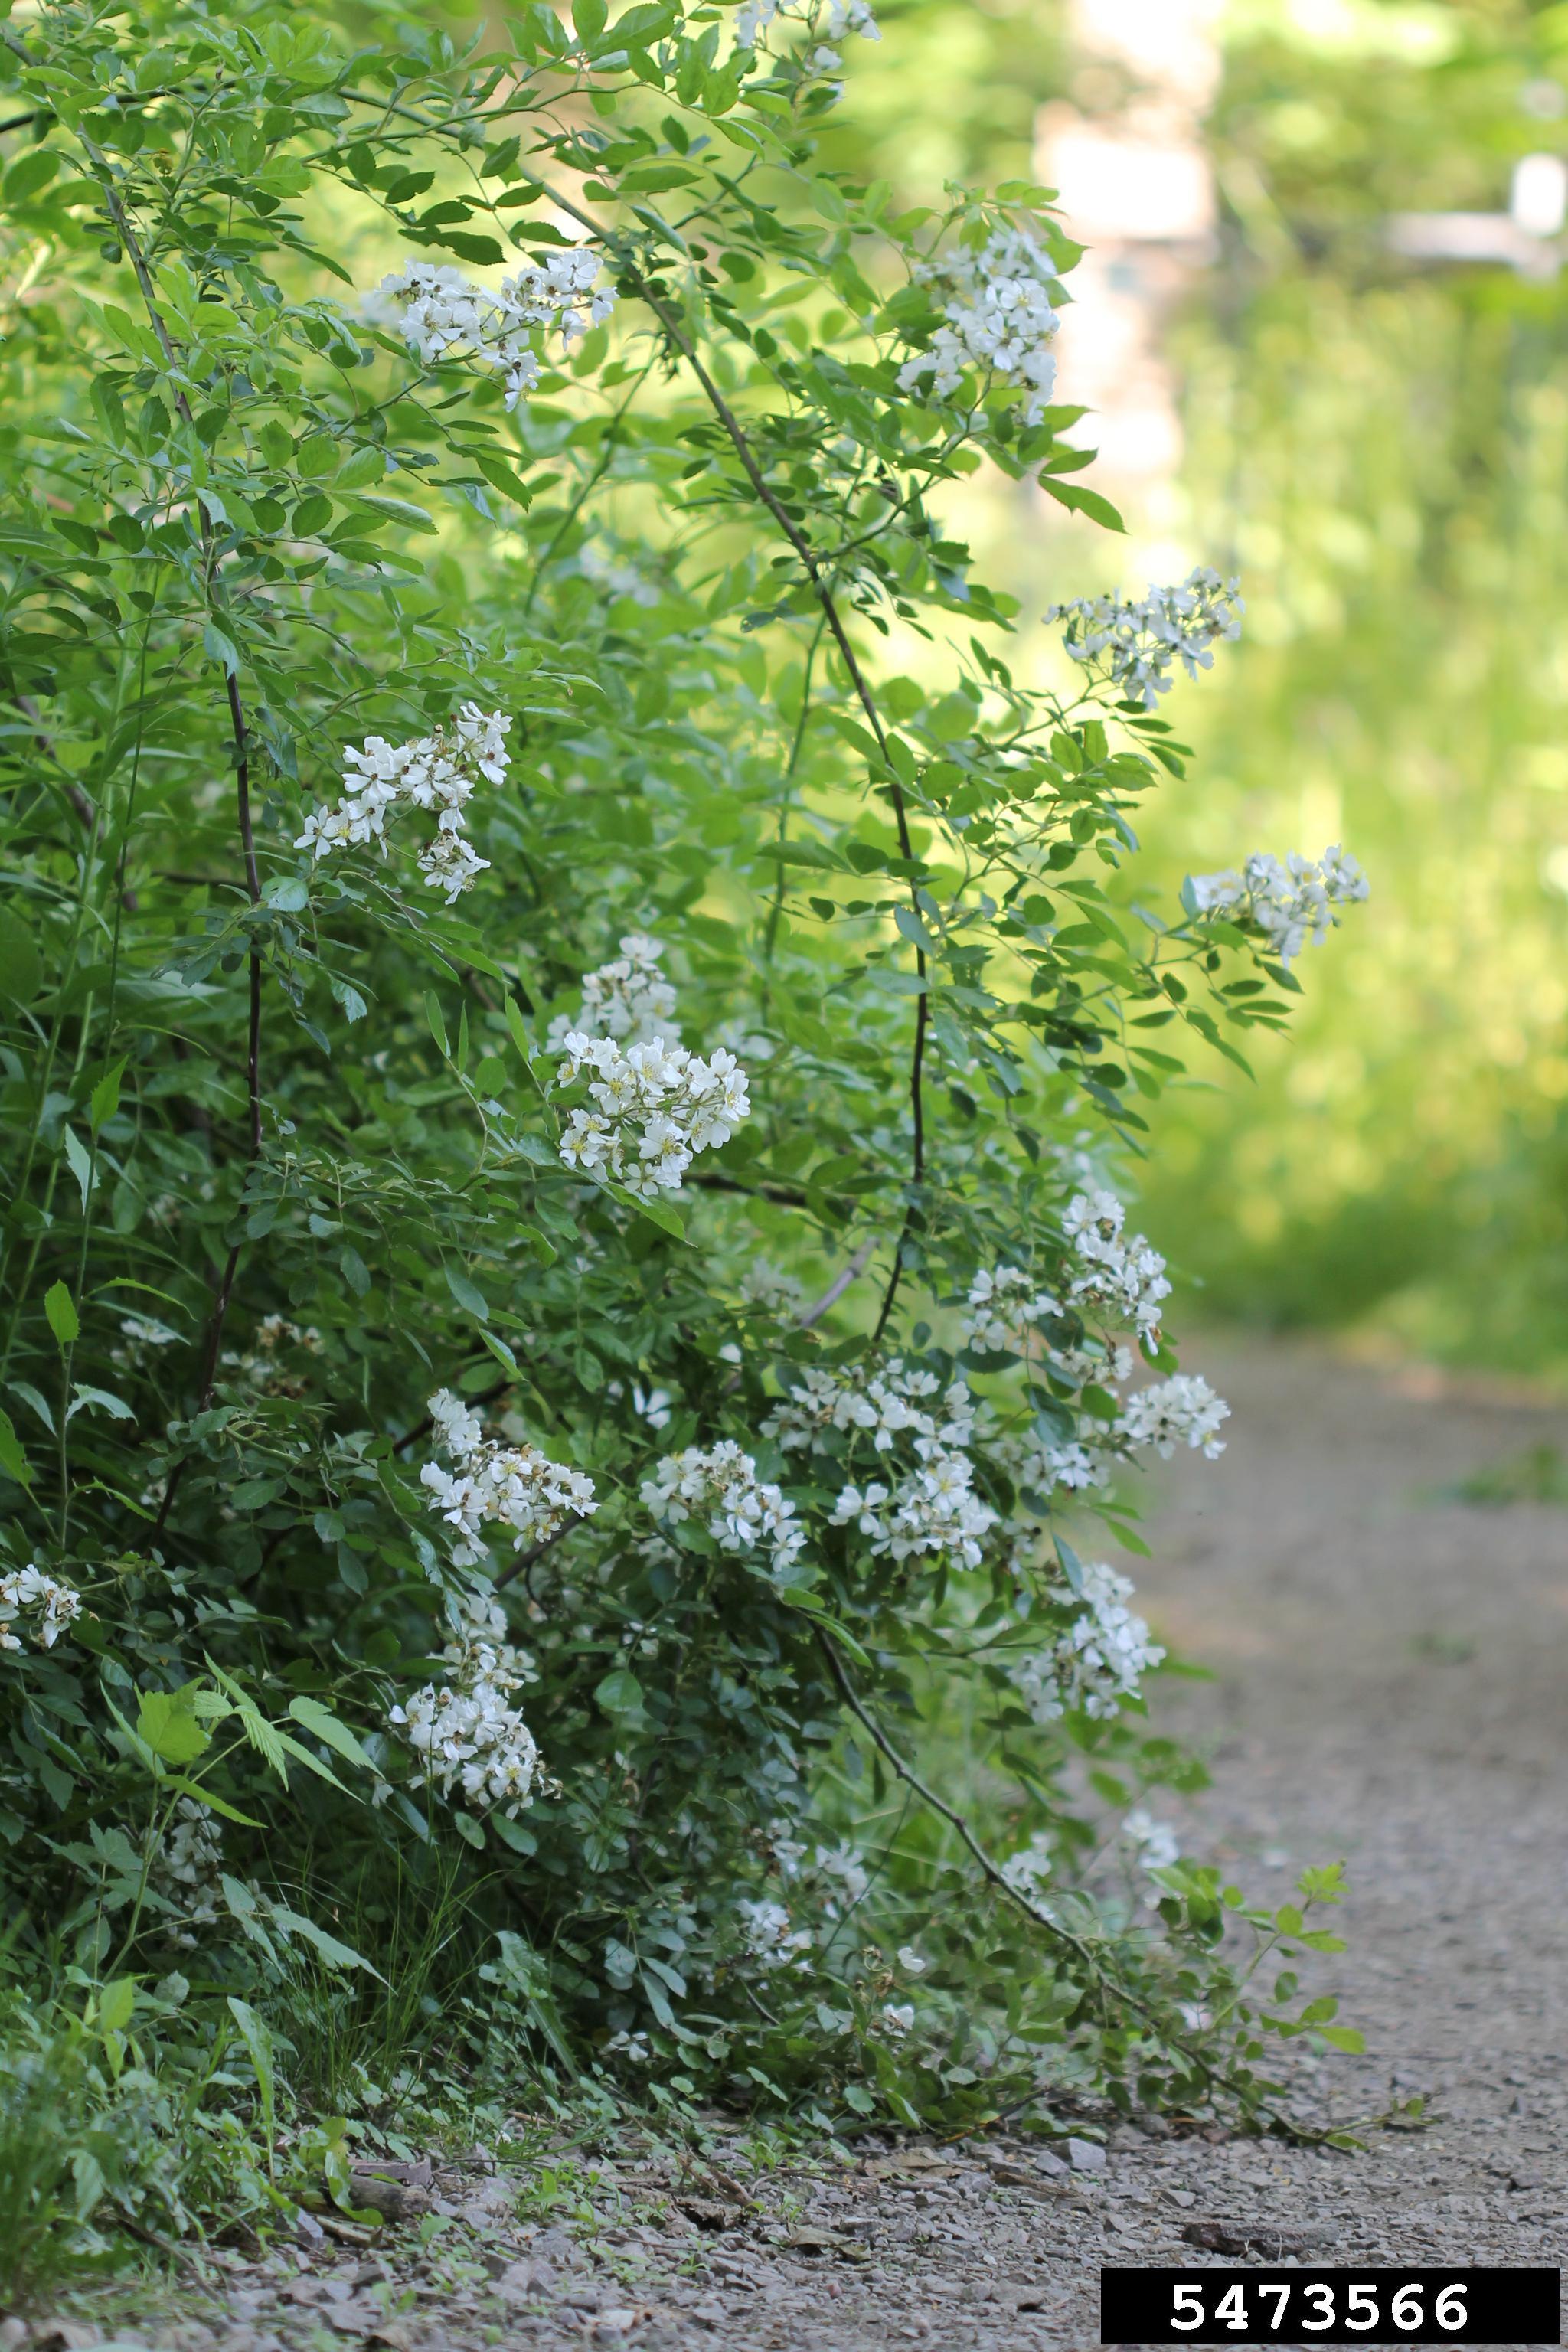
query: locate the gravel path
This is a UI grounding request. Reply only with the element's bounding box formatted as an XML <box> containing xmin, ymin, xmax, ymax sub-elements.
<box><xmin>30</xmin><ymin>1339</ymin><xmax>1568</xmax><ymax>2351</ymax></box>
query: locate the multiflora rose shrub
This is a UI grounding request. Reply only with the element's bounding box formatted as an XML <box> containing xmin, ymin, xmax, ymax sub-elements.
<box><xmin>0</xmin><ymin>0</ymin><xmax>1366</xmax><ymax>2160</ymax></box>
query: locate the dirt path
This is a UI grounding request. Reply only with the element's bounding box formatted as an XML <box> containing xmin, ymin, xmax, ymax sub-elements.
<box><xmin>40</xmin><ymin>1340</ymin><xmax>1568</xmax><ymax>2352</ymax></box>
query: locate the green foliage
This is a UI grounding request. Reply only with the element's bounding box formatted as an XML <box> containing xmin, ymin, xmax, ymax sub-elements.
<box><xmin>1124</xmin><ymin>0</ymin><xmax>1568</xmax><ymax>1373</ymax></box>
<box><xmin>0</xmin><ymin>0</ymin><xmax>1361</xmax><ymax>2244</ymax></box>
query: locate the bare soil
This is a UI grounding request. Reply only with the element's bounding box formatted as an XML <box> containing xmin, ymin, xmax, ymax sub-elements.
<box><xmin>28</xmin><ymin>1338</ymin><xmax>1568</xmax><ymax>2351</ymax></box>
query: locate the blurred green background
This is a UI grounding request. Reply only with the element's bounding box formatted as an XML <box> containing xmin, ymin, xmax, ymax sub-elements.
<box><xmin>828</xmin><ymin>0</ymin><xmax>1568</xmax><ymax>1382</ymax></box>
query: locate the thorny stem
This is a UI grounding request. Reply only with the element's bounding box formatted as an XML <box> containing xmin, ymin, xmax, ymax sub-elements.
<box><xmin>813</xmin><ymin>1628</ymin><xmax>1318</xmax><ymax>2145</ymax></box>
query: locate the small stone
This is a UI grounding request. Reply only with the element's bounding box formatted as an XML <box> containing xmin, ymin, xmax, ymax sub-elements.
<box><xmin>1067</xmin><ymin>2137</ymin><xmax>1107</xmax><ymax>2172</ymax></box>
<box><xmin>532</xmin><ymin>2226</ymin><xmax>588</xmax><ymax>2271</ymax></box>
<box><xmin>676</xmin><ymin>2197</ymin><xmax>743</xmax><ymax>2232</ymax></box>
<box><xmin>495</xmin><ymin>2257</ymin><xmax>555</xmax><ymax>2304</ymax></box>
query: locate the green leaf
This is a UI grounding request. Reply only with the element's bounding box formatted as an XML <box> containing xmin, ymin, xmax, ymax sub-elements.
<box><xmin>137</xmin><ymin>1684</ymin><xmax>213</xmax><ymax>1767</ymax></box>
<box><xmin>68</xmin><ymin>1383</ymin><xmax>135</xmax><ymax>1423</ymax></box>
<box><xmin>0</xmin><ymin>910</ymin><xmax>42</xmax><ymax>1005</ymax></box>
<box><xmin>446</xmin><ymin>1265</ymin><xmax>489</xmax><ymax>1319</ymax></box>
<box><xmin>758</xmin><ymin>839</ymin><xmax>843</xmax><ymax>871</ymax></box>
<box><xmin>89</xmin><ymin>1057</ymin><xmax>126</xmax><ymax>1132</ymax></box>
<box><xmin>268</xmin><ymin>1906</ymin><xmax>380</xmax><ymax>1974</ymax></box>
<box><xmin>288</xmin><ymin>1695</ymin><xmax>377</xmax><ymax>1775</ymax></box>
<box><xmin>164</xmin><ymin>1775</ymin><xmax>261</xmax><ymax>1828</ymax></box>
<box><xmin>44</xmin><ymin>1282</ymin><xmax>79</xmax><ymax>1347</ymax></box>
<box><xmin>1037</xmin><ymin>477</ymin><xmax>1125</xmax><ymax>531</ymax></box>
<box><xmin>62</xmin><ymin>1125</ymin><xmax>93</xmax><ymax>1208</ymax></box>
<box><xmin>227</xmin><ymin>1996</ymin><xmax>278</xmax><ymax>2159</ymax></box>
<box><xmin>479</xmin><ymin>1327</ymin><xmax>519</xmax><ymax>1373</ymax></box>
<box><xmin>472</xmin><ymin>450</ymin><xmax>534</xmax><ymax>507</ymax></box>
<box><xmin>4</xmin><ymin>149</ymin><xmax>62</xmax><ymax>206</ymax></box>
<box><xmin>0</xmin><ymin>1406</ymin><xmax>34</xmax><ymax>1490</ymax></box>
<box><xmin>593</xmin><ymin>1668</ymin><xmax>645</xmax><ymax>1715</ymax></box>
<box><xmin>630</xmin><ymin>1192</ymin><xmax>686</xmax><ymax>1243</ymax></box>
<box><xmin>202</xmin><ymin>619</ymin><xmax>240</xmax><ymax>677</ymax></box>
<box><xmin>97</xmin><ymin>1976</ymin><xmax>137</xmax><ymax>2037</ymax></box>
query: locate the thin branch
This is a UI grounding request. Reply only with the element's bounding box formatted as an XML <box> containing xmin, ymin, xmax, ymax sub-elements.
<box><xmin>529</xmin><ymin>179</ymin><xmax>931</xmax><ymax>1335</ymax></box>
<box><xmin>626</xmin><ymin>269</ymin><xmax>929</xmax><ymax>1333</ymax></box>
<box><xmin>796</xmin><ymin>1236</ymin><xmax>877</xmax><ymax>1331</ymax></box>
<box><xmin>688</xmin><ymin>1171</ymin><xmax>817</xmax><ymax>1211</ymax></box>
<box><xmin>520</xmin><ymin>355</ymin><xmax>656</xmax><ymax>617</ymax></box>
<box><xmin>495</xmin><ymin>1516</ymin><xmax>577</xmax><ymax>1591</ymax></box>
<box><xmin>812</xmin><ymin>1627</ymin><xmax>1316</xmax><ymax>2142</ymax></box>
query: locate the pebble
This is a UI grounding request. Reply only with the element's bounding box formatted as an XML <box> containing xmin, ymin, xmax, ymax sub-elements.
<box><xmin>1066</xmin><ymin>2137</ymin><xmax>1107</xmax><ymax>2173</ymax></box>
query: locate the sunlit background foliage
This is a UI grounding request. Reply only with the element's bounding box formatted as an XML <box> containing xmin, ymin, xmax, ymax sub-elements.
<box><xmin>852</xmin><ymin>0</ymin><xmax>1568</xmax><ymax>1380</ymax></box>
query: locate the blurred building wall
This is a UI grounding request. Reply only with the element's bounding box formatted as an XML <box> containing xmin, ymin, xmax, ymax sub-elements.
<box><xmin>1035</xmin><ymin>0</ymin><xmax>1220</xmax><ymax>524</ymax></box>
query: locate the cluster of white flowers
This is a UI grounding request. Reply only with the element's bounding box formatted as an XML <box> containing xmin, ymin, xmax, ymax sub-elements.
<box><xmin>605</xmin><ymin>2027</ymin><xmax>653</xmax><ymax>2064</ymax></box>
<box><xmin>767</xmin><ymin>1363</ymin><xmax>998</xmax><ymax>1571</ymax></box>
<box><xmin>554</xmin><ymin>1031</ymin><xmax>750</xmax><ymax>1198</ymax></box>
<box><xmin>1061</xmin><ymin>1190</ymin><xmax>1171</xmax><ymax>1342</ymax></box>
<box><xmin>814</xmin><ymin>1841</ymin><xmax>870</xmax><ymax>1910</ymax></box>
<box><xmin>897</xmin><ymin>1943</ymin><xmax>929</xmax><ymax>1975</ymax></box>
<box><xmin>766</xmin><ymin>1360</ymin><xmax>959</xmax><ymax>1455</ymax></box>
<box><xmin>112</xmin><ymin>1314</ymin><xmax>180</xmax><ymax>1369</ymax></box>
<box><xmin>875</xmin><ymin>2001</ymin><xmax>914</xmax><ymax>2038</ymax></box>
<box><xmin>767</xmin><ymin>1819</ymin><xmax>809</xmax><ymax>1880</ymax></box>
<box><xmin>1122</xmin><ymin>1806</ymin><xmax>1181</xmax><ymax>1873</ymax></box>
<box><xmin>1047</xmin><ymin>1336</ymin><xmax>1135</xmax><ymax>1392</ymax></box>
<box><xmin>606</xmin><ymin>1378</ymin><xmax>673</xmax><ymax>1430</ymax></box>
<box><xmin>735</xmin><ymin>0</ymin><xmax>877</xmax><ymax>75</ymax></box>
<box><xmin>995</xmin><ymin>1426</ymin><xmax>1113</xmax><ymax>1518</ymax></box>
<box><xmin>389</xmin><ymin>1590</ymin><xmax>543</xmax><ymax>1818</ymax></box>
<box><xmin>0</xmin><ymin>1563</ymin><xmax>81</xmax><ymax>1653</ymax></box>
<box><xmin>577</xmin><ymin>543</ymin><xmax>660</xmax><ymax>606</ymax></box>
<box><xmin>439</xmin><ymin>1589</ymin><xmax>537</xmax><ymax>1690</ymax></box>
<box><xmin>296</xmin><ymin>705</ymin><xmax>510</xmax><ymax>903</ymax></box>
<box><xmin>737</xmin><ymin>1259</ymin><xmax>805</xmax><ymax>1315</ymax></box>
<box><xmin>1189</xmin><ymin>844</ymin><xmax>1370</xmax><ymax>967</ymax></box>
<box><xmin>1007</xmin><ymin>1560</ymin><xmax>1165</xmax><ymax>1723</ymax></box>
<box><xmin>1001</xmin><ymin>1831</ymin><xmax>1054</xmax><ymax>1897</ymax></box>
<box><xmin>1119</xmin><ymin>1373</ymin><xmax>1230</xmax><ymax>1460</ymax></box>
<box><xmin>737</xmin><ymin>1895</ymin><xmax>813</xmax><ymax>1971</ymax></box>
<box><xmin>374</xmin><ymin>253</ymin><xmax>615</xmax><ymax>409</ymax></box>
<box><xmin>547</xmin><ymin>933</ymin><xmax>678</xmax><ymax>1053</ymax></box>
<box><xmin>898</xmin><ymin>227</ymin><xmax>1062</xmax><ymax>426</ymax></box>
<box><xmin>421</xmin><ymin>1388</ymin><xmax>596</xmax><ymax>1571</ymax></box>
<box><xmin>832</xmin><ymin>1444</ymin><xmax>997</xmax><ymax>1573</ymax></box>
<box><xmin>959</xmin><ymin>1264</ymin><xmax>1061</xmax><ymax>1354</ymax></box>
<box><xmin>1047</xmin><ymin>567</ymin><xmax>1243</xmax><ymax>709</ymax></box>
<box><xmin>641</xmin><ymin>1442</ymin><xmax>804</xmax><ymax>1581</ymax></box>
<box><xmin>152</xmin><ymin>1797</ymin><xmax>226</xmax><ymax>1942</ymax></box>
